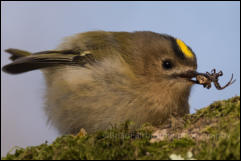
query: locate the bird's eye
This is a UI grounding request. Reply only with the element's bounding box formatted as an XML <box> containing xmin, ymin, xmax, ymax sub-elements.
<box><xmin>162</xmin><ymin>60</ymin><xmax>173</xmax><ymax>70</ymax></box>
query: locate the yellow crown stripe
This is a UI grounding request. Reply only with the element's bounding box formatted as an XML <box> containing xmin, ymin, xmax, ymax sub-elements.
<box><xmin>176</xmin><ymin>39</ymin><xmax>194</xmax><ymax>58</ymax></box>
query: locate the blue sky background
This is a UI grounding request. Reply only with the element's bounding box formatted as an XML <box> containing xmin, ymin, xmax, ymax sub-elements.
<box><xmin>1</xmin><ymin>1</ymin><xmax>240</xmax><ymax>156</ymax></box>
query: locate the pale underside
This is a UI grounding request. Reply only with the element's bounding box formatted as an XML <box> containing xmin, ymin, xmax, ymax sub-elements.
<box><xmin>43</xmin><ymin>55</ymin><xmax>191</xmax><ymax>134</ymax></box>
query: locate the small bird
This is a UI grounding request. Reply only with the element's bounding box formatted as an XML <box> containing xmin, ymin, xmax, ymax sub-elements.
<box><xmin>2</xmin><ymin>31</ymin><xmax>198</xmax><ymax>134</ymax></box>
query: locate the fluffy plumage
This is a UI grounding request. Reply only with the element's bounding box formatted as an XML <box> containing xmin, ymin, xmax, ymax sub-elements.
<box><xmin>3</xmin><ymin>31</ymin><xmax>197</xmax><ymax>134</ymax></box>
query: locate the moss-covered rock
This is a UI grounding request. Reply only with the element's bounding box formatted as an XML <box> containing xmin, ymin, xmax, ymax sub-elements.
<box><xmin>2</xmin><ymin>96</ymin><xmax>240</xmax><ymax>160</ymax></box>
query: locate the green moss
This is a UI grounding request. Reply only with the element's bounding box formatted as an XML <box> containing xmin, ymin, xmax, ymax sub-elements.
<box><xmin>2</xmin><ymin>96</ymin><xmax>240</xmax><ymax>160</ymax></box>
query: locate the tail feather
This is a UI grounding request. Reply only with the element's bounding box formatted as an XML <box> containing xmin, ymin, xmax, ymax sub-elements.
<box><xmin>2</xmin><ymin>48</ymin><xmax>95</xmax><ymax>74</ymax></box>
<box><xmin>5</xmin><ymin>48</ymin><xmax>32</xmax><ymax>61</ymax></box>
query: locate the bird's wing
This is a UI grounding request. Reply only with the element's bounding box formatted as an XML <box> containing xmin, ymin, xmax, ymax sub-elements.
<box><xmin>2</xmin><ymin>48</ymin><xmax>96</xmax><ymax>74</ymax></box>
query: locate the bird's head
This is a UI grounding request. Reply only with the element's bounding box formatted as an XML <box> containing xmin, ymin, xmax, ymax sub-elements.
<box><xmin>117</xmin><ymin>31</ymin><xmax>197</xmax><ymax>89</ymax></box>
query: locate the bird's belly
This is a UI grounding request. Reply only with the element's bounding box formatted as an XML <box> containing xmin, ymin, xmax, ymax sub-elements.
<box><xmin>42</xmin><ymin>65</ymin><xmax>190</xmax><ymax>134</ymax></box>
<box><xmin>42</xmin><ymin>66</ymin><xmax>147</xmax><ymax>134</ymax></box>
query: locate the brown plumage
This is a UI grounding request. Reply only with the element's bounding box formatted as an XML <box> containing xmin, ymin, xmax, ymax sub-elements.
<box><xmin>2</xmin><ymin>31</ymin><xmax>198</xmax><ymax>134</ymax></box>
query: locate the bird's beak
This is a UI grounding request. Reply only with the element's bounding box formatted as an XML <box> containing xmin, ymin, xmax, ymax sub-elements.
<box><xmin>173</xmin><ymin>70</ymin><xmax>205</xmax><ymax>84</ymax></box>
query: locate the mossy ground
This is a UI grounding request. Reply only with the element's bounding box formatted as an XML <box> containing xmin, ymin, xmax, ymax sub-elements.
<box><xmin>2</xmin><ymin>96</ymin><xmax>240</xmax><ymax>160</ymax></box>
